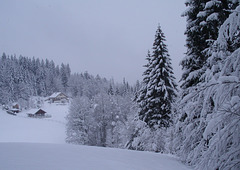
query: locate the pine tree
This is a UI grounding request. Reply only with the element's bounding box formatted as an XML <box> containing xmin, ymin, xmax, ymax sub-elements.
<box><xmin>108</xmin><ymin>84</ymin><xmax>114</xmax><ymax>95</ymax></box>
<box><xmin>137</xmin><ymin>25</ymin><xmax>177</xmax><ymax>128</ymax></box>
<box><xmin>60</xmin><ymin>63</ymin><xmax>71</xmax><ymax>92</ymax></box>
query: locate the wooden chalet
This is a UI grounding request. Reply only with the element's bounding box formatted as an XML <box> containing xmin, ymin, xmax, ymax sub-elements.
<box><xmin>47</xmin><ymin>92</ymin><xmax>69</xmax><ymax>103</ymax></box>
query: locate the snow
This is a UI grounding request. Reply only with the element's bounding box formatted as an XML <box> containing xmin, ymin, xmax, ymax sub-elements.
<box><xmin>206</xmin><ymin>13</ymin><xmax>218</xmax><ymax>21</ymax></box>
<box><xmin>231</xmin><ymin>96</ymin><xmax>240</xmax><ymax>106</ymax></box>
<box><xmin>48</xmin><ymin>92</ymin><xmax>63</xmax><ymax>98</ymax></box>
<box><xmin>218</xmin><ymin>76</ymin><xmax>239</xmax><ymax>83</ymax></box>
<box><xmin>0</xmin><ymin>102</ymin><xmax>191</xmax><ymax>170</ymax></box>
<box><xmin>197</xmin><ymin>11</ymin><xmax>207</xmax><ymax>18</ymax></box>
<box><xmin>203</xmin><ymin>116</ymin><xmax>219</xmax><ymax>140</ymax></box>
<box><xmin>204</xmin><ymin>0</ymin><xmax>221</xmax><ymax>10</ymax></box>
<box><xmin>200</xmin><ymin>21</ymin><xmax>207</xmax><ymax>26</ymax></box>
<box><xmin>217</xmin><ymin>6</ymin><xmax>240</xmax><ymax>50</ymax></box>
<box><xmin>0</xmin><ymin>143</ymin><xmax>191</xmax><ymax>170</ymax></box>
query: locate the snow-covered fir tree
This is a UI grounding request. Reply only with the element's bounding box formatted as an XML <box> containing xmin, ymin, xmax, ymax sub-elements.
<box><xmin>172</xmin><ymin>4</ymin><xmax>240</xmax><ymax>169</ymax></box>
<box><xmin>137</xmin><ymin>25</ymin><xmax>177</xmax><ymax>128</ymax></box>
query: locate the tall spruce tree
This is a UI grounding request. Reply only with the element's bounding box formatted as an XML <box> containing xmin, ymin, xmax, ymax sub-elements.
<box><xmin>137</xmin><ymin>25</ymin><xmax>177</xmax><ymax>128</ymax></box>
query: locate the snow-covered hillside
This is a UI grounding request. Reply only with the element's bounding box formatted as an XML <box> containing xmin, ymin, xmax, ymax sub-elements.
<box><xmin>0</xmin><ymin>102</ymin><xmax>191</xmax><ymax>170</ymax></box>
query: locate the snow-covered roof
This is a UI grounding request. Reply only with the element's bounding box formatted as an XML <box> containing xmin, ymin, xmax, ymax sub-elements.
<box><xmin>48</xmin><ymin>92</ymin><xmax>63</xmax><ymax>98</ymax></box>
<box><xmin>27</xmin><ymin>108</ymin><xmax>46</xmax><ymax>114</ymax></box>
<box><xmin>11</xmin><ymin>108</ymin><xmax>19</xmax><ymax>111</ymax></box>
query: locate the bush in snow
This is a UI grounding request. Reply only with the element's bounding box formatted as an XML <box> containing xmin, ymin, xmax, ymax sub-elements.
<box><xmin>126</xmin><ymin>116</ymin><xmax>166</xmax><ymax>153</ymax></box>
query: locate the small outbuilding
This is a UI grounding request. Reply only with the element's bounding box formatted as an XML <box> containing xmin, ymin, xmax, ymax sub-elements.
<box><xmin>27</xmin><ymin>109</ymin><xmax>49</xmax><ymax>118</ymax></box>
<box><xmin>35</xmin><ymin>109</ymin><xmax>46</xmax><ymax>116</ymax></box>
<box><xmin>11</xmin><ymin>103</ymin><xmax>21</xmax><ymax>113</ymax></box>
<box><xmin>12</xmin><ymin>103</ymin><xmax>20</xmax><ymax>110</ymax></box>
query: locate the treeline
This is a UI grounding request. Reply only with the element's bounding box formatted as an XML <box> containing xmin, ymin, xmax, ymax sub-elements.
<box><xmin>0</xmin><ymin>53</ymin><xmax>137</xmax><ymax>107</ymax></box>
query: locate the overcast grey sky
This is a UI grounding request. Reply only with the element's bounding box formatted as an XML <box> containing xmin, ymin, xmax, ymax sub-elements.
<box><xmin>0</xmin><ymin>0</ymin><xmax>186</xmax><ymax>84</ymax></box>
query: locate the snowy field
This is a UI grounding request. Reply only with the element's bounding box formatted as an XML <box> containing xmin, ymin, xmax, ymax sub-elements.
<box><xmin>0</xmin><ymin>102</ymin><xmax>68</xmax><ymax>143</ymax></box>
<box><xmin>0</xmin><ymin>143</ymin><xmax>190</xmax><ymax>170</ymax></box>
<box><xmin>0</xmin><ymin>102</ymin><xmax>191</xmax><ymax>170</ymax></box>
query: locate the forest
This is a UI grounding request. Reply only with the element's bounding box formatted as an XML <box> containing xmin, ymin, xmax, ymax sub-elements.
<box><xmin>0</xmin><ymin>0</ymin><xmax>239</xmax><ymax>169</ymax></box>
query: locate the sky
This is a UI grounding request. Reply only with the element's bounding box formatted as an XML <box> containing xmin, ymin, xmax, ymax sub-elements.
<box><xmin>0</xmin><ymin>0</ymin><xmax>186</xmax><ymax>84</ymax></box>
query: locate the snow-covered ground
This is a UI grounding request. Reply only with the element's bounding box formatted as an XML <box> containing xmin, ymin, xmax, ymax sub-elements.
<box><xmin>0</xmin><ymin>102</ymin><xmax>191</xmax><ymax>170</ymax></box>
<box><xmin>0</xmin><ymin>143</ymin><xmax>191</xmax><ymax>170</ymax></box>
<box><xmin>0</xmin><ymin>102</ymin><xmax>68</xmax><ymax>143</ymax></box>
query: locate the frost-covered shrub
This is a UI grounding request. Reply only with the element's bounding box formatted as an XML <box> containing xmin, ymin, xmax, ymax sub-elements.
<box><xmin>126</xmin><ymin>118</ymin><xmax>166</xmax><ymax>153</ymax></box>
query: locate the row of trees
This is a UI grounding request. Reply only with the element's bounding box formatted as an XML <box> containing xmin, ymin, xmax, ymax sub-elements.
<box><xmin>0</xmin><ymin>53</ymin><xmax>136</xmax><ymax>108</ymax></box>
